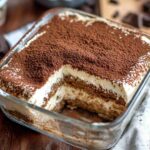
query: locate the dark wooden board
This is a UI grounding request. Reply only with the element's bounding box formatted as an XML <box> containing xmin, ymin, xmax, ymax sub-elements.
<box><xmin>0</xmin><ymin>0</ymin><xmax>47</xmax><ymax>34</ymax></box>
<box><xmin>0</xmin><ymin>109</ymin><xmax>80</xmax><ymax>150</ymax></box>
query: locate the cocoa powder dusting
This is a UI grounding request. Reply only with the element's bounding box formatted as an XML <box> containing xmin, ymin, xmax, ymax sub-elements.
<box><xmin>0</xmin><ymin>15</ymin><xmax>150</xmax><ymax>88</ymax></box>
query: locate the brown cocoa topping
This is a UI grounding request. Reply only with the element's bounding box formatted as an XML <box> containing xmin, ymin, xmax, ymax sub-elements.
<box><xmin>0</xmin><ymin>14</ymin><xmax>150</xmax><ymax>95</ymax></box>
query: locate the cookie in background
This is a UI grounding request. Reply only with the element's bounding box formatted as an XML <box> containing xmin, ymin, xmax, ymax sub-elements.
<box><xmin>99</xmin><ymin>0</ymin><xmax>150</xmax><ymax>34</ymax></box>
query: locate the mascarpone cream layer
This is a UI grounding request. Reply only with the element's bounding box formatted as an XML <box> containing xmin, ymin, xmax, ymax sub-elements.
<box><xmin>45</xmin><ymin>85</ymin><xmax>123</xmax><ymax>116</ymax></box>
<box><xmin>28</xmin><ymin>65</ymin><xmax>140</xmax><ymax>108</ymax></box>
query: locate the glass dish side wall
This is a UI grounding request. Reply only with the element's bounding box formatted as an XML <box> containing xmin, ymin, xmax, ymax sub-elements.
<box><xmin>0</xmin><ymin>8</ymin><xmax>149</xmax><ymax>150</ymax></box>
<box><xmin>0</xmin><ymin>74</ymin><xmax>148</xmax><ymax>150</ymax></box>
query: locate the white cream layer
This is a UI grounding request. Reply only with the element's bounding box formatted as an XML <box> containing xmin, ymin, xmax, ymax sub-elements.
<box><xmin>45</xmin><ymin>85</ymin><xmax>122</xmax><ymax>114</ymax></box>
<box><xmin>28</xmin><ymin>65</ymin><xmax>141</xmax><ymax>108</ymax></box>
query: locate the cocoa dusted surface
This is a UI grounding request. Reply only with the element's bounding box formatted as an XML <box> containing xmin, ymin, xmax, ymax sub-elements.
<box><xmin>0</xmin><ymin>15</ymin><xmax>150</xmax><ymax>91</ymax></box>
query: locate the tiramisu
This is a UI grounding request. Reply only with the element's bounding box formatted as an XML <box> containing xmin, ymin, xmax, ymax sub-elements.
<box><xmin>0</xmin><ymin>10</ymin><xmax>150</xmax><ymax>121</ymax></box>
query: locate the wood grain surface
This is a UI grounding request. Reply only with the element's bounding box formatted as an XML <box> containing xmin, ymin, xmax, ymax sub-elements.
<box><xmin>0</xmin><ymin>110</ymin><xmax>80</xmax><ymax>150</ymax></box>
<box><xmin>0</xmin><ymin>0</ymin><xmax>99</xmax><ymax>34</ymax></box>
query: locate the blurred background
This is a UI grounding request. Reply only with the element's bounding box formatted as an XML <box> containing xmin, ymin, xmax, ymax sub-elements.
<box><xmin>0</xmin><ymin>0</ymin><xmax>149</xmax><ymax>33</ymax></box>
<box><xmin>0</xmin><ymin>0</ymin><xmax>99</xmax><ymax>34</ymax></box>
<box><xmin>0</xmin><ymin>0</ymin><xmax>149</xmax><ymax>61</ymax></box>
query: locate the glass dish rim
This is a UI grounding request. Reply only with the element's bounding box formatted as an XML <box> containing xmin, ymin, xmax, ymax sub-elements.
<box><xmin>0</xmin><ymin>8</ymin><xmax>149</xmax><ymax>131</ymax></box>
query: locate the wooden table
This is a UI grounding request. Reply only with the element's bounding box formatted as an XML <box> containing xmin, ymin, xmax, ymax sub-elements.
<box><xmin>0</xmin><ymin>0</ymin><xmax>81</xmax><ymax>149</ymax></box>
<box><xmin>0</xmin><ymin>110</ymin><xmax>80</xmax><ymax>150</ymax></box>
<box><xmin>0</xmin><ymin>0</ymin><xmax>48</xmax><ymax>33</ymax></box>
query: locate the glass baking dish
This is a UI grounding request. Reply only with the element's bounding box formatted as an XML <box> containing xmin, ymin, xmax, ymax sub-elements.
<box><xmin>0</xmin><ymin>8</ymin><xmax>149</xmax><ymax>150</ymax></box>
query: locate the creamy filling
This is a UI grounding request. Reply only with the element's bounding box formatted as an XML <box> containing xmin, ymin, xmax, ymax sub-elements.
<box><xmin>42</xmin><ymin>85</ymin><xmax>124</xmax><ymax>120</ymax></box>
<box><xmin>28</xmin><ymin>65</ymin><xmax>139</xmax><ymax>109</ymax></box>
<box><xmin>28</xmin><ymin>67</ymin><xmax>64</xmax><ymax>106</ymax></box>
